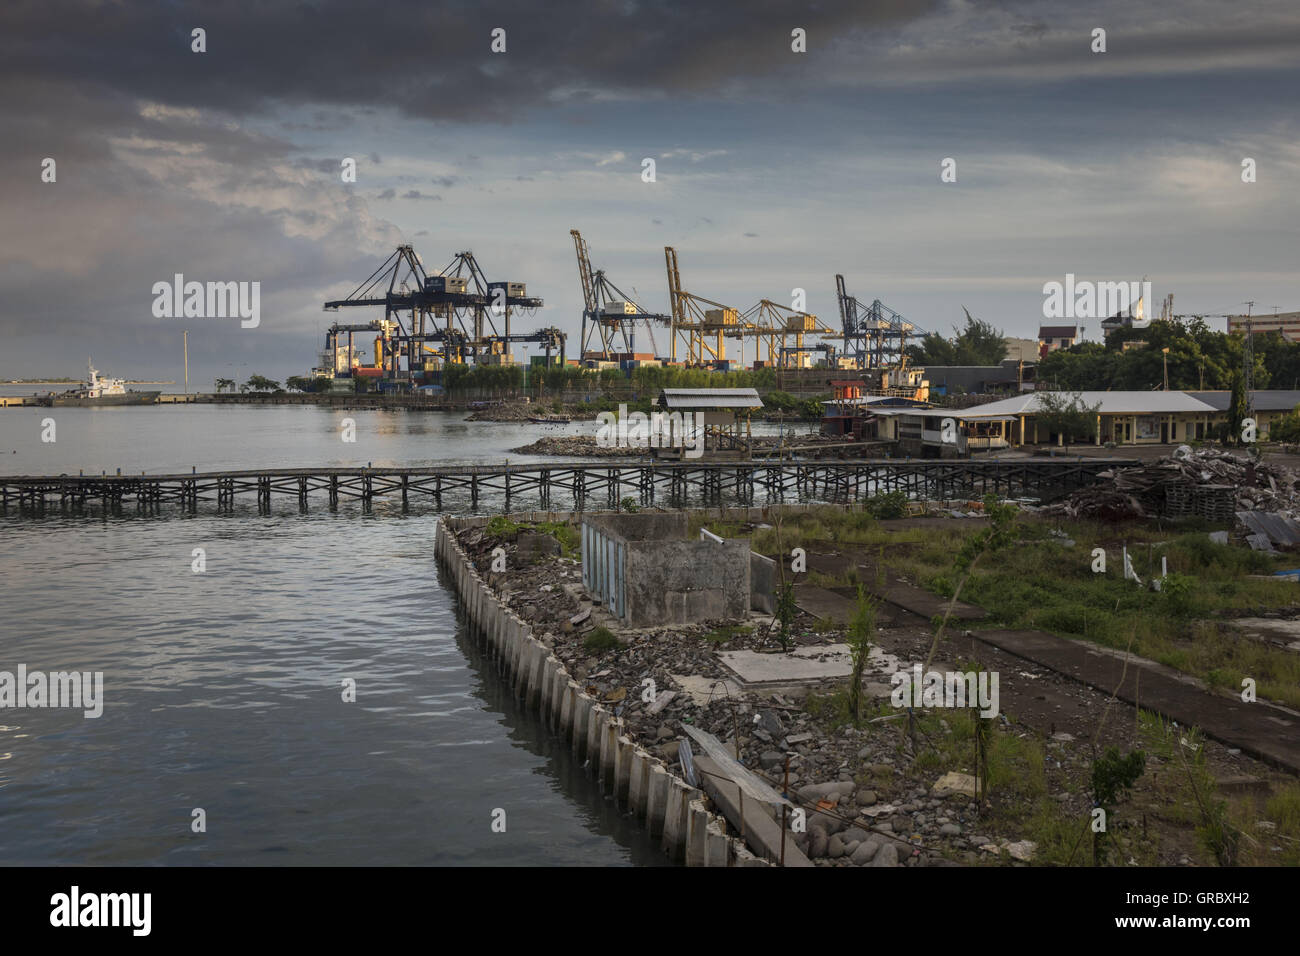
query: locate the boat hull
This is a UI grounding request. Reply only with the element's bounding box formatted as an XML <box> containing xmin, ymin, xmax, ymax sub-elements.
<box><xmin>46</xmin><ymin>391</ymin><xmax>160</xmax><ymax>407</ymax></box>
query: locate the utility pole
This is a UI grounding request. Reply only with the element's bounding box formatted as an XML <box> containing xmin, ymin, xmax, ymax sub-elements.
<box><xmin>1242</xmin><ymin>301</ymin><xmax>1255</xmax><ymax>422</ymax></box>
<box><xmin>183</xmin><ymin>330</ymin><xmax>189</xmax><ymax>395</ymax></box>
<box><xmin>1161</xmin><ymin>347</ymin><xmax>1170</xmax><ymax>390</ymax></box>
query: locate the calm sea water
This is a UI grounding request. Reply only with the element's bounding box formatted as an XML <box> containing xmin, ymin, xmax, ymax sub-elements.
<box><xmin>0</xmin><ymin>407</ymin><xmax>686</xmax><ymax>865</ymax></box>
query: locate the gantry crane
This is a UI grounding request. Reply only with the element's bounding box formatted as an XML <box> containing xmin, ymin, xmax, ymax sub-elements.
<box><xmin>833</xmin><ymin>274</ymin><xmax>921</xmax><ymax>369</ymax></box>
<box><xmin>736</xmin><ymin>299</ymin><xmax>837</xmax><ymax>368</ymax></box>
<box><xmin>323</xmin><ymin>244</ymin><xmax>562</xmax><ymax>383</ymax></box>
<box><xmin>664</xmin><ymin>246</ymin><xmax>747</xmax><ymax>365</ymax></box>
<box><xmin>570</xmin><ymin>229</ymin><xmax>671</xmax><ymax>361</ymax></box>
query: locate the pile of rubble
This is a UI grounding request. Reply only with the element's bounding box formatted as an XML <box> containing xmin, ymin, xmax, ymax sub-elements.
<box><xmin>1044</xmin><ymin>446</ymin><xmax>1300</xmax><ymax>521</ymax></box>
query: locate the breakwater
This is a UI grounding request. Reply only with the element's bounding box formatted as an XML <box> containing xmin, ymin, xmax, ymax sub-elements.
<box><xmin>435</xmin><ymin>511</ymin><xmax>764</xmax><ymax>866</ymax></box>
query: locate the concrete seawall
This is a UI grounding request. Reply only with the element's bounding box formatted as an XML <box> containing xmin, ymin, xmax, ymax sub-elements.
<box><xmin>435</xmin><ymin>512</ymin><xmax>767</xmax><ymax>866</ymax></box>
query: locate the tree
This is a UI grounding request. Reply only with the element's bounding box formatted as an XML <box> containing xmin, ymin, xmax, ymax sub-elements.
<box><xmin>905</xmin><ymin>309</ymin><xmax>1005</xmax><ymax>366</ymax></box>
<box><xmin>213</xmin><ymin>377</ymin><xmax>236</xmax><ymax>393</ymax></box>
<box><xmin>1227</xmin><ymin>371</ymin><xmax>1248</xmax><ymax>446</ymax></box>
<box><xmin>244</xmin><ymin>374</ymin><xmax>280</xmax><ymax>393</ymax></box>
<box><xmin>1036</xmin><ymin>390</ymin><xmax>1102</xmax><ymax>443</ymax></box>
<box><xmin>952</xmin><ymin>307</ymin><xmax>1007</xmax><ymax>365</ymax></box>
<box><xmin>846</xmin><ymin>585</ymin><xmax>878</xmax><ymax>722</ymax></box>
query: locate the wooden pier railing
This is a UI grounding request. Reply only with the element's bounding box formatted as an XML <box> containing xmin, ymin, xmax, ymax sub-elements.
<box><xmin>0</xmin><ymin>458</ymin><xmax>1129</xmax><ymax>518</ymax></box>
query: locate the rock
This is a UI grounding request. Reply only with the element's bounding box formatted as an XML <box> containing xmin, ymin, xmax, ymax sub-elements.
<box><xmin>829</xmin><ymin>834</ymin><xmax>849</xmax><ymax>858</ymax></box>
<box><xmin>1004</xmin><ymin>840</ymin><xmax>1037</xmax><ymax>861</ymax></box>
<box><xmin>808</xmin><ymin>829</ymin><xmax>829</xmax><ymax>858</ymax></box>
<box><xmin>843</xmin><ymin>826</ymin><xmax>871</xmax><ymax>844</ymax></box>
<box><xmin>850</xmin><ymin>839</ymin><xmax>882</xmax><ymax>865</ymax></box>
<box><xmin>939</xmin><ymin>823</ymin><xmax>962</xmax><ymax>837</ymax></box>
<box><xmin>655</xmin><ymin>725</ymin><xmax>674</xmax><ymax>741</ymax></box>
<box><xmin>798</xmin><ymin>781</ymin><xmax>854</xmax><ymax>805</ymax></box>
<box><xmin>871</xmin><ymin>842</ymin><xmax>900</xmax><ymax>867</ymax></box>
<box><xmin>914</xmin><ymin>813</ymin><xmax>928</xmax><ymax>827</ymax></box>
<box><xmin>759</xmin><ymin>750</ymin><xmax>785</xmax><ymax>770</ymax></box>
<box><xmin>756</xmin><ymin>710</ymin><xmax>785</xmax><ymax>738</ymax></box>
<box><xmin>931</xmin><ymin>771</ymin><xmax>979</xmax><ymax>799</ymax></box>
<box><xmin>810</xmin><ymin>810</ymin><xmax>846</xmax><ymax>834</ymax></box>
<box><xmin>857</xmin><ymin>790</ymin><xmax>878</xmax><ymax>807</ymax></box>
<box><xmin>968</xmin><ymin>834</ymin><xmax>992</xmax><ymax>847</ymax></box>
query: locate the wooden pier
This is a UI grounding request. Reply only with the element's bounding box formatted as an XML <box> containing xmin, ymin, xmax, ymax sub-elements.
<box><xmin>0</xmin><ymin>458</ymin><xmax>1129</xmax><ymax>518</ymax></box>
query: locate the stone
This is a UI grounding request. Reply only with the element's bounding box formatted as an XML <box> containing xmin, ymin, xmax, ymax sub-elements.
<box><xmin>808</xmin><ymin>829</ymin><xmax>829</xmax><ymax>858</ymax></box>
<box><xmin>850</xmin><ymin>839</ymin><xmax>881</xmax><ymax>865</ymax></box>
<box><xmin>829</xmin><ymin>834</ymin><xmax>849</xmax><ymax>858</ymax></box>
<box><xmin>810</xmin><ymin>810</ymin><xmax>846</xmax><ymax>834</ymax></box>
<box><xmin>1004</xmin><ymin>840</ymin><xmax>1037</xmax><ymax>862</ymax></box>
<box><xmin>968</xmin><ymin>834</ymin><xmax>991</xmax><ymax>847</ymax></box>
<box><xmin>760</xmin><ymin>750</ymin><xmax>785</xmax><ymax>771</ymax></box>
<box><xmin>798</xmin><ymin>781</ymin><xmax>853</xmax><ymax>805</ymax></box>
<box><xmin>871</xmin><ymin>842</ymin><xmax>900</xmax><ymax>867</ymax></box>
<box><xmin>857</xmin><ymin>790</ymin><xmax>877</xmax><ymax>807</ymax></box>
<box><xmin>939</xmin><ymin>823</ymin><xmax>962</xmax><ymax>837</ymax></box>
<box><xmin>843</xmin><ymin>826</ymin><xmax>871</xmax><ymax>844</ymax></box>
<box><xmin>931</xmin><ymin>771</ymin><xmax>979</xmax><ymax>799</ymax></box>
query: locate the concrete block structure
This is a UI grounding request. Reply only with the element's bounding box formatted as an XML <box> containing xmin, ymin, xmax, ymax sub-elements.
<box><xmin>581</xmin><ymin>512</ymin><xmax>751</xmax><ymax>626</ymax></box>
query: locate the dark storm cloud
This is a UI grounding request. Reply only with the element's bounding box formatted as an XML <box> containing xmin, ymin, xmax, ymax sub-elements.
<box><xmin>0</xmin><ymin>1</ymin><xmax>936</xmax><ymax>123</ymax></box>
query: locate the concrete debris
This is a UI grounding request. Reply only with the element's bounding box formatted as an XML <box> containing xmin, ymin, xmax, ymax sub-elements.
<box><xmin>1037</xmin><ymin>448</ymin><xmax>1300</xmax><ymax>525</ymax></box>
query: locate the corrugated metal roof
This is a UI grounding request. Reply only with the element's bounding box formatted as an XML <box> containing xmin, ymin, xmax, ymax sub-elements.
<box><xmin>658</xmin><ymin>388</ymin><xmax>764</xmax><ymax>410</ymax></box>
<box><xmin>870</xmin><ymin>408</ymin><xmax>1018</xmax><ymax>421</ymax></box>
<box><xmin>955</xmin><ymin>390</ymin><xmax>1221</xmax><ymax>417</ymax></box>
<box><xmin>1190</xmin><ymin>390</ymin><xmax>1300</xmax><ymax>412</ymax></box>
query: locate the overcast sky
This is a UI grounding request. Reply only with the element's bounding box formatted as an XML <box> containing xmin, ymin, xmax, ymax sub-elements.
<box><xmin>2</xmin><ymin>0</ymin><xmax>1297</xmax><ymax>384</ymax></box>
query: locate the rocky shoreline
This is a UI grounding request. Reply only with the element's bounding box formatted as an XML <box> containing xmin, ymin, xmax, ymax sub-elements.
<box><xmin>452</xmin><ymin>507</ymin><xmax>1286</xmax><ymax>867</ymax></box>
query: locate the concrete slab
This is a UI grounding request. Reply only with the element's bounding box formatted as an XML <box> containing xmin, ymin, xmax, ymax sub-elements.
<box><xmin>695</xmin><ymin>755</ymin><xmax>813</xmax><ymax>867</ymax></box>
<box><xmin>717</xmin><ymin>643</ymin><xmax>853</xmax><ymax>686</ymax></box>
<box><xmin>671</xmin><ymin>674</ymin><xmax>743</xmax><ymax>707</ymax></box>
<box><xmin>973</xmin><ymin>627</ymin><xmax>1300</xmax><ymax>774</ymax></box>
<box><xmin>1230</xmin><ymin>617</ymin><xmax>1300</xmax><ymax>652</ymax></box>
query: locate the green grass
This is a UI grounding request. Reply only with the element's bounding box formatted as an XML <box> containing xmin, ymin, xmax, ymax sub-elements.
<box><xmin>583</xmin><ymin>626</ymin><xmax>621</xmax><ymax>653</ymax></box>
<box><xmin>701</xmin><ymin>624</ymin><xmax>753</xmax><ymax>644</ymax></box>
<box><xmin>875</xmin><ymin>518</ymin><xmax>1300</xmax><ymax>708</ymax></box>
<box><xmin>485</xmin><ymin>515</ymin><xmax>580</xmax><ymax>558</ymax></box>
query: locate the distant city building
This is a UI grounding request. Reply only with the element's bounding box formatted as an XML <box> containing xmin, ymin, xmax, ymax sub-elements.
<box><xmin>1003</xmin><ymin>336</ymin><xmax>1039</xmax><ymax>363</ymax></box>
<box><xmin>1037</xmin><ymin>325</ymin><xmax>1077</xmax><ymax>358</ymax></box>
<box><xmin>1100</xmin><ymin>312</ymin><xmax>1148</xmax><ymax>339</ymax></box>
<box><xmin>1228</xmin><ymin>311</ymin><xmax>1300</xmax><ymax>342</ymax></box>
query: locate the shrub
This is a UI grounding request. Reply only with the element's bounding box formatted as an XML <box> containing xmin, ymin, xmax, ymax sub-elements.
<box><xmin>583</xmin><ymin>626</ymin><xmax>621</xmax><ymax>653</ymax></box>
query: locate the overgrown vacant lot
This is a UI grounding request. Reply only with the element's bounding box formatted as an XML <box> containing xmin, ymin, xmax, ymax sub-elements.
<box><xmin>715</xmin><ymin>504</ymin><xmax>1300</xmax><ymax>708</ymax></box>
